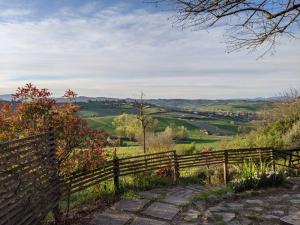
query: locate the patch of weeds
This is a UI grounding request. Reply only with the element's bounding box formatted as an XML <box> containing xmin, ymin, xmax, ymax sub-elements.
<box><xmin>245</xmin><ymin>212</ymin><xmax>262</xmax><ymax>221</ymax></box>
<box><xmin>190</xmin><ymin>186</ymin><xmax>233</xmax><ymax>203</ymax></box>
<box><xmin>231</xmin><ymin>171</ymin><xmax>287</xmax><ymax>192</ymax></box>
<box><xmin>121</xmin><ymin>190</ymin><xmax>141</xmax><ymax>200</ymax></box>
<box><xmin>179</xmin><ymin>175</ymin><xmax>205</xmax><ymax>185</ymax></box>
<box><xmin>212</xmin><ymin>214</ymin><xmax>226</xmax><ymax>225</ymax></box>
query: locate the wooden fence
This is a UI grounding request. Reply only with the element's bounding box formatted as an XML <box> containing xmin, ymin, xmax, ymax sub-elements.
<box><xmin>1</xmin><ymin>130</ymin><xmax>300</xmax><ymax>225</ymax></box>
<box><xmin>0</xmin><ymin>130</ymin><xmax>59</xmax><ymax>225</ymax></box>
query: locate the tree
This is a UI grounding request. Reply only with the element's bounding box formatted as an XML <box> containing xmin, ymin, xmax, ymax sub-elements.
<box><xmin>160</xmin><ymin>0</ymin><xmax>300</xmax><ymax>54</ymax></box>
<box><xmin>135</xmin><ymin>92</ymin><xmax>154</xmax><ymax>154</ymax></box>
<box><xmin>164</xmin><ymin>124</ymin><xmax>189</xmax><ymax>140</ymax></box>
<box><xmin>112</xmin><ymin>113</ymin><xmax>141</xmax><ymax>140</ymax></box>
<box><xmin>0</xmin><ymin>83</ymin><xmax>108</xmax><ymax>175</ymax></box>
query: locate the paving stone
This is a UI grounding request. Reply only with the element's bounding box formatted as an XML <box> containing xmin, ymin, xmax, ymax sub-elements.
<box><xmin>292</xmin><ymin>185</ymin><xmax>299</xmax><ymax>191</ymax></box>
<box><xmin>247</xmin><ymin>206</ymin><xmax>263</xmax><ymax>212</ymax></box>
<box><xmin>162</xmin><ymin>187</ymin><xmax>198</xmax><ymax>205</ymax></box>
<box><xmin>272</xmin><ymin>204</ymin><xmax>286</xmax><ymax>210</ymax></box>
<box><xmin>139</xmin><ymin>190</ymin><xmax>162</xmax><ymax>199</ymax></box>
<box><xmin>194</xmin><ymin>200</ymin><xmax>206</xmax><ymax>211</ymax></box>
<box><xmin>185</xmin><ymin>184</ymin><xmax>203</xmax><ymax>192</ymax></box>
<box><xmin>176</xmin><ymin>223</ymin><xmax>198</xmax><ymax>225</ymax></box>
<box><xmin>226</xmin><ymin>203</ymin><xmax>244</xmax><ymax>210</ymax></box>
<box><xmin>206</xmin><ymin>195</ymin><xmax>219</xmax><ymax>204</ymax></box>
<box><xmin>271</xmin><ymin>210</ymin><xmax>285</xmax><ymax>216</ymax></box>
<box><xmin>262</xmin><ymin>214</ymin><xmax>280</xmax><ymax>220</ymax></box>
<box><xmin>183</xmin><ymin>209</ymin><xmax>200</xmax><ymax>222</ymax></box>
<box><xmin>227</xmin><ymin>220</ymin><xmax>242</xmax><ymax>225</ymax></box>
<box><xmin>208</xmin><ymin>204</ymin><xmax>228</xmax><ymax>212</ymax></box>
<box><xmin>223</xmin><ymin>192</ymin><xmax>235</xmax><ymax>200</ymax></box>
<box><xmin>280</xmin><ymin>212</ymin><xmax>300</xmax><ymax>225</ymax></box>
<box><xmin>282</xmin><ymin>194</ymin><xmax>291</xmax><ymax>200</ymax></box>
<box><xmin>131</xmin><ymin>217</ymin><xmax>170</xmax><ymax>225</ymax></box>
<box><xmin>291</xmin><ymin>199</ymin><xmax>300</xmax><ymax>204</ymax></box>
<box><xmin>290</xmin><ymin>207</ymin><xmax>300</xmax><ymax>215</ymax></box>
<box><xmin>112</xmin><ymin>199</ymin><xmax>150</xmax><ymax>212</ymax></box>
<box><xmin>90</xmin><ymin>209</ymin><xmax>132</xmax><ymax>225</ymax></box>
<box><xmin>294</xmin><ymin>194</ymin><xmax>300</xmax><ymax>199</ymax></box>
<box><xmin>142</xmin><ymin>202</ymin><xmax>180</xmax><ymax>220</ymax></box>
<box><xmin>239</xmin><ymin>217</ymin><xmax>252</xmax><ymax>225</ymax></box>
<box><xmin>214</xmin><ymin>212</ymin><xmax>236</xmax><ymax>223</ymax></box>
<box><xmin>245</xmin><ymin>199</ymin><xmax>264</xmax><ymax>206</ymax></box>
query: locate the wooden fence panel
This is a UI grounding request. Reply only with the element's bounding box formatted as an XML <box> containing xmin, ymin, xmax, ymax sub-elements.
<box><xmin>0</xmin><ymin>131</ymin><xmax>59</xmax><ymax>225</ymax></box>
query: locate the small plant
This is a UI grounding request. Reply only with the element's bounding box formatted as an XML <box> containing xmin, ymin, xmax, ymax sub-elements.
<box><xmin>232</xmin><ymin>171</ymin><xmax>286</xmax><ymax>192</ymax></box>
<box><xmin>155</xmin><ymin>165</ymin><xmax>173</xmax><ymax>177</ymax></box>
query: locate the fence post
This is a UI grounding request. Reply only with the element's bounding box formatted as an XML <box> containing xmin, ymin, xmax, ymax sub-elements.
<box><xmin>48</xmin><ymin>127</ymin><xmax>62</xmax><ymax>224</ymax></box>
<box><xmin>172</xmin><ymin>151</ymin><xmax>180</xmax><ymax>183</ymax></box>
<box><xmin>223</xmin><ymin>150</ymin><xmax>229</xmax><ymax>185</ymax></box>
<box><xmin>288</xmin><ymin>150</ymin><xmax>293</xmax><ymax>176</ymax></box>
<box><xmin>113</xmin><ymin>149</ymin><xmax>120</xmax><ymax>195</ymax></box>
<box><xmin>270</xmin><ymin>149</ymin><xmax>276</xmax><ymax>172</ymax></box>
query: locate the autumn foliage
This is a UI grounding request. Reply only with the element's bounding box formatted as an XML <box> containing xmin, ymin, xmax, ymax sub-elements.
<box><xmin>0</xmin><ymin>83</ymin><xmax>108</xmax><ymax>175</ymax></box>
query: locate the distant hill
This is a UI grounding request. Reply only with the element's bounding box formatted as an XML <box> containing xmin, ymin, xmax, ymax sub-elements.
<box><xmin>145</xmin><ymin>99</ymin><xmax>272</xmax><ymax>113</ymax></box>
<box><xmin>0</xmin><ymin>94</ymin><xmax>12</xmax><ymax>101</ymax></box>
<box><xmin>0</xmin><ymin>94</ymin><xmax>274</xmax><ymax>113</ymax></box>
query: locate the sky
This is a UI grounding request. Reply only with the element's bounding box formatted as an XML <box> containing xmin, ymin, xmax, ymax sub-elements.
<box><xmin>0</xmin><ymin>0</ymin><xmax>299</xmax><ymax>99</ymax></box>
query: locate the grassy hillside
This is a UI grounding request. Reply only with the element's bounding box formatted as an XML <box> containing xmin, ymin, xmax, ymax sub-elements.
<box><xmin>147</xmin><ymin>99</ymin><xmax>270</xmax><ymax>112</ymax></box>
<box><xmin>85</xmin><ymin>116</ymin><xmax>115</xmax><ymax>134</ymax></box>
<box><xmin>79</xmin><ymin>99</ymin><xmax>259</xmax><ymax>156</ymax></box>
<box><xmin>77</xmin><ymin>102</ymin><xmax>138</xmax><ymax>117</ymax></box>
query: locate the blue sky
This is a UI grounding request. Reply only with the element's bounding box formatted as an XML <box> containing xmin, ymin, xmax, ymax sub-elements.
<box><xmin>0</xmin><ymin>0</ymin><xmax>299</xmax><ymax>99</ymax></box>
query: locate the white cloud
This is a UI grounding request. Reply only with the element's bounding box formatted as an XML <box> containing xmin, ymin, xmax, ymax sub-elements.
<box><xmin>0</xmin><ymin>3</ymin><xmax>299</xmax><ymax>98</ymax></box>
<box><xmin>0</xmin><ymin>8</ymin><xmax>32</xmax><ymax>18</ymax></box>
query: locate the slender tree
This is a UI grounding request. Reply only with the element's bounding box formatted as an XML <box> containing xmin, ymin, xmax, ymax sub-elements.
<box><xmin>135</xmin><ymin>92</ymin><xmax>152</xmax><ymax>154</ymax></box>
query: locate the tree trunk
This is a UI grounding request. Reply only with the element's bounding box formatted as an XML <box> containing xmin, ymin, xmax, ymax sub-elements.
<box><xmin>143</xmin><ymin>126</ymin><xmax>146</xmax><ymax>154</ymax></box>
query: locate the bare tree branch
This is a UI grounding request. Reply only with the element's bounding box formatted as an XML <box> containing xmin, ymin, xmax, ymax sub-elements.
<box><xmin>157</xmin><ymin>0</ymin><xmax>300</xmax><ymax>54</ymax></box>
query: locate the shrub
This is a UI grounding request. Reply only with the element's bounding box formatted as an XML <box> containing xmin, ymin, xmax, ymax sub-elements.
<box><xmin>142</xmin><ymin>132</ymin><xmax>175</xmax><ymax>153</ymax></box>
<box><xmin>164</xmin><ymin>124</ymin><xmax>189</xmax><ymax>140</ymax></box>
<box><xmin>176</xmin><ymin>142</ymin><xmax>197</xmax><ymax>155</ymax></box>
<box><xmin>232</xmin><ymin>171</ymin><xmax>286</xmax><ymax>192</ymax></box>
<box><xmin>130</xmin><ymin>172</ymin><xmax>172</xmax><ymax>190</ymax></box>
<box><xmin>155</xmin><ymin>165</ymin><xmax>173</xmax><ymax>177</ymax></box>
<box><xmin>284</xmin><ymin>120</ymin><xmax>300</xmax><ymax>147</ymax></box>
<box><xmin>0</xmin><ymin>83</ymin><xmax>108</xmax><ymax>175</ymax></box>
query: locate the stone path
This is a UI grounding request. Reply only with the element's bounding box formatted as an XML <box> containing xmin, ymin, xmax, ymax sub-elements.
<box><xmin>88</xmin><ymin>177</ymin><xmax>300</xmax><ymax>225</ymax></box>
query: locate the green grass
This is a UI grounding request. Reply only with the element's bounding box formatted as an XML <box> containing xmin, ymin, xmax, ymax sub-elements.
<box><xmin>154</xmin><ymin>116</ymin><xmax>198</xmax><ymax>131</ymax></box>
<box><xmin>77</xmin><ymin>102</ymin><xmax>138</xmax><ymax>117</ymax></box>
<box><xmin>150</xmin><ymin>99</ymin><xmax>270</xmax><ymax>113</ymax></box>
<box><xmin>190</xmin><ymin>186</ymin><xmax>232</xmax><ymax>203</ymax></box>
<box><xmin>85</xmin><ymin>116</ymin><xmax>115</xmax><ymax>134</ymax></box>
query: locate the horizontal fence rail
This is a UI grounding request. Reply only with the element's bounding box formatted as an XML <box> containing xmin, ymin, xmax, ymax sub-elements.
<box><xmin>1</xmin><ymin>130</ymin><xmax>299</xmax><ymax>225</ymax></box>
<box><xmin>0</xmin><ymin>129</ymin><xmax>59</xmax><ymax>225</ymax></box>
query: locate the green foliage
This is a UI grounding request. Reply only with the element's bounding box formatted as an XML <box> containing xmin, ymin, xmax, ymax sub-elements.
<box><xmin>112</xmin><ymin>113</ymin><xmax>140</xmax><ymax>139</ymax></box>
<box><xmin>85</xmin><ymin>116</ymin><xmax>115</xmax><ymax>134</ymax></box>
<box><xmin>224</xmin><ymin>122</ymin><xmax>286</xmax><ymax>149</ymax></box>
<box><xmin>224</xmin><ymin>93</ymin><xmax>300</xmax><ymax>149</ymax></box>
<box><xmin>128</xmin><ymin>172</ymin><xmax>172</xmax><ymax>190</ymax></box>
<box><xmin>284</xmin><ymin>120</ymin><xmax>300</xmax><ymax>147</ymax></box>
<box><xmin>176</xmin><ymin>142</ymin><xmax>197</xmax><ymax>154</ymax></box>
<box><xmin>190</xmin><ymin>186</ymin><xmax>232</xmax><ymax>202</ymax></box>
<box><xmin>232</xmin><ymin>171</ymin><xmax>286</xmax><ymax>193</ymax></box>
<box><xmin>112</xmin><ymin>113</ymin><xmax>159</xmax><ymax>140</ymax></box>
<box><xmin>164</xmin><ymin>124</ymin><xmax>189</xmax><ymax>140</ymax></box>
